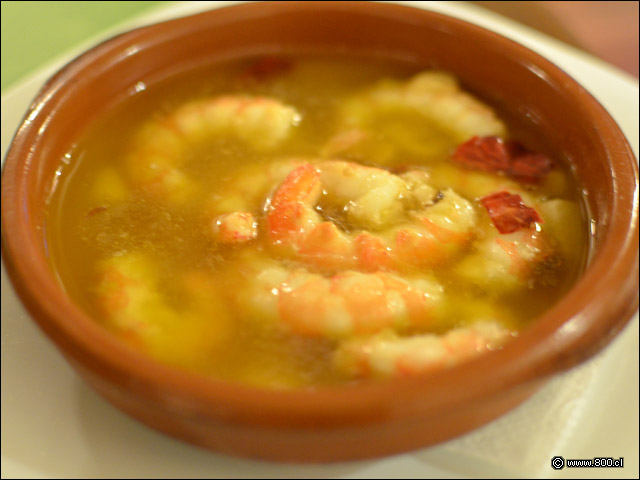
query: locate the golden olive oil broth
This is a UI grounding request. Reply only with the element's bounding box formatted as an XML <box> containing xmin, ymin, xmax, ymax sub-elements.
<box><xmin>46</xmin><ymin>55</ymin><xmax>588</xmax><ymax>388</ymax></box>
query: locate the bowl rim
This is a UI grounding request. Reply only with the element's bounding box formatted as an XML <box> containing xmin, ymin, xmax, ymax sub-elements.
<box><xmin>1</xmin><ymin>0</ymin><xmax>638</xmax><ymax>426</ymax></box>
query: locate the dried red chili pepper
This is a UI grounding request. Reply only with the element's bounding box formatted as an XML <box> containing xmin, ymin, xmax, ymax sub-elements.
<box><xmin>480</xmin><ymin>191</ymin><xmax>543</xmax><ymax>234</ymax></box>
<box><xmin>451</xmin><ymin>136</ymin><xmax>510</xmax><ymax>173</ymax></box>
<box><xmin>451</xmin><ymin>136</ymin><xmax>552</xmax><ymax>184</ymax></box>
<box><xmin>507</xmin><ymin>152</ymin><xmax>553</xmax><ymax>183</ymax></box>
<box><xmin>238</xmin><ymin>56</ymin><xmax>292</xmax><ymax>83</ymax></box>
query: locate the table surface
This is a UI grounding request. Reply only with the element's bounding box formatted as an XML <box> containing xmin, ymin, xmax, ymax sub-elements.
<box><xmin>1</xmin><ymin>1</ymin><xmax>166</xmax><ymax>91</ymax></box>
<box><xmin>1</xmin><ymin>2</ymin><xmax>638</xmax><ymax>479</ymax></box>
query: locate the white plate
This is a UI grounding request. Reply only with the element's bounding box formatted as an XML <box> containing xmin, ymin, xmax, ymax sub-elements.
<box><xmin>2</xmin><ymin>2</ymin><xmax>638</xmax><ymax>478</ymax></box>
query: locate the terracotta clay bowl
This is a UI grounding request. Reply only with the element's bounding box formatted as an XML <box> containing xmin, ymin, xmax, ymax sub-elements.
<box><xmin>1</xmin><ymin>1</ymin><xmax>638</xmax><ymax>462</ymax></box>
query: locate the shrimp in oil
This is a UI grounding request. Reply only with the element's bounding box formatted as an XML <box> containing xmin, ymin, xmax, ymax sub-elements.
<box><xmin>239</xmin><ymin>261</ymin><xmax>444</xmax><ymax>338</ymax></box>
<box><xmin>125</xmin><ymin>96</ymin><xmax>301</xmax><ymax>202</ymax></box>
<box><xmin>334</xmin><ymin>322</ymin><xmax>513</xmax><ymax>378</ymax></box>
<box><xmin>265</xmin><ymin>160</ymin><xmax>478</xmax><ymax>272</ymax></box>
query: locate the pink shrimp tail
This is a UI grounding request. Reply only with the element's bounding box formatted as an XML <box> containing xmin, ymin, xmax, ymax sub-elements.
<box><xmin>267</xmin><ymin>164</ymin><xmax>321</xmax><ymax>243</ymax></box>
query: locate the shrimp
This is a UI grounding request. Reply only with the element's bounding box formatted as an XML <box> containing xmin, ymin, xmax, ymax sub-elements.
<box><xmin>95</xmin><ymin>252</ymin><xmax>231</xmax><ymax>362</ymax></box>
<box><xmin>241</xmin><ymin>261</ymin><xmax>444</xmax><ymax>338</ymax></box>
<box><xmin>334</xmin><ymin>321</ymin><xmax>513</xmax><ymax>378</ymax></box>
<box><xmin>335</xmin><ymin>71</ymin><xmax>506</xmax><ymax>147</ymax></box>
<box><xmin>265</xmin><ymin>161</ymin><xmax>478</xmax><ymax>272</ymax></box>
<box><xmin>125</xmin><ymin>96</ymin><xmax>301</xmax><ymax>202</ymax></box>
<box><xmin>320</xmin><ymin>72</ymin><xmax>507</xmax><ymax>165</ymax></box>
<box><xmin>207</xmin><ymin>159</ymin><xmax>303</xmax><ymax>245</ymax></box>
<box><xmin>454</xmin><ymin>226</ymin><xmax>555</xmax><ymax>289</ymax></box>
<box><xmin>213</xmin><ymin>212</ymin><xmax>258</xmax><ymax>244</ymax></box>
<box><xmin>95</xmin><ymin>252</ymin><xmax>167</xmax><ymax>342</ymax></box>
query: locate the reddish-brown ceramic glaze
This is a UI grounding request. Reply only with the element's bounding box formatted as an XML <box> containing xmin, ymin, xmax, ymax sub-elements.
<box><xmin>1</xmin><ymin>2</ymin><xmax>638</xmax><ymax>462</ymax></box>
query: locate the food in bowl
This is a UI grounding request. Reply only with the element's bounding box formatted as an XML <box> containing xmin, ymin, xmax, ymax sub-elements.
<box><xmin>3</xmin><ymin>0</ymin><xmax>637</xmax><ymax>463</ymax></box>
<box><xmin>45</xmin><ymin>55</ymin><xmax>588</xmax><ymax>388</ymax></box>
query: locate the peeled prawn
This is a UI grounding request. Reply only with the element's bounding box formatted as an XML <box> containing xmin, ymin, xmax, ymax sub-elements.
<box><xmin>95</xmin><ymin>252</ymin><xmax>231</xmax><ymax>361</ymax></box>
<box><xmin>339</xmin><ymin>71</ymin><xmax>506</xmax><ymax>144</ymax></box>
<box><xmin>242</xmin><ymin>262</ymin><xmax>444</xmax><ymax>338</ymax></box>
<box><xmin>318</xmin><ymin>159</ymin><xmax>408</xmax><ymax>229</ymax></box>
<box><xmin>213</xmin><ymin>212</ymin><xmax>258</xmax><ymax>244</ymax></box>
<box><xmin>125</xmin><ymin>95</ymin><xmax>301</xmax><ymax>202</ymax></box>
<box><xmin>334</xmin><ymin>321</ymin><xmax>512</xmax><ymax>378</ymax></box>
<box><xmin>95</xmin><ymin>252</ymin><xmax>167</xmax><ymax>340</ymax></box>
<box><xmin>454</xmin><ymin>227</ymin><xmax>553</xmax><ymax>289</ymax></box>
<box><xmin>265</xmin><ymin>161</ymin><xmax>478</xmax><ymax>271</ymax></box>
<box><xmin>207</xmin><ymin>159</ymin><xmax>304</xmax><ymax>245</ymax></box>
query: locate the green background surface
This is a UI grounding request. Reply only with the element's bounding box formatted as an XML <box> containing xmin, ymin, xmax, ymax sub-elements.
<box><xmin>1</xmin><ymin>1</ymin><xmax>167</xmax><ymax>91</ymax></box>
